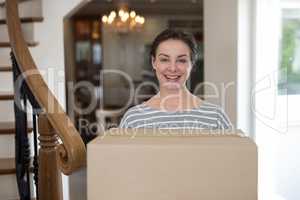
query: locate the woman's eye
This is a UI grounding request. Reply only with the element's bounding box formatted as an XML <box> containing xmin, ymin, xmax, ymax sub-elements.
<box><xmin>160</xmin><ymin>58</ymin><xmax>169</xmax><ymax>62</ymax></box>
<box><xmin>177</xmin><ymin>59</ymin><xmax>187</xmax><ymax>63</ymax></box>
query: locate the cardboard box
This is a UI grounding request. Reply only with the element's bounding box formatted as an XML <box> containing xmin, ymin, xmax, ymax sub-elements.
<box><xmin>88</xmin><ymin>129</ymin><xmax>257</xmax><ymax>200</ymax></box>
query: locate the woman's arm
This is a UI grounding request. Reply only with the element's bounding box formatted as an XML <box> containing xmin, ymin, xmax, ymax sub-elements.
<box><xmin>216</xmin><ymin>107</ymin><xmax>234</xmax><ymax>130</ymax></box>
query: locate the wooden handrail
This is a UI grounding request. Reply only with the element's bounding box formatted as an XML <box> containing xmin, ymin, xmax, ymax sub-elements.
<box><xmin>5</xmin><ymin>0</ymin><xmax>86</xmax><ymax>175</ymax></box>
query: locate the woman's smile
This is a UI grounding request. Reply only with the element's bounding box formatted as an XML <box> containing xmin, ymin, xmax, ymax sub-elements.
<box><xmin>164</xmin><ymin>74</ymin><xmax>182</xmax><ymax>82</ymax></box>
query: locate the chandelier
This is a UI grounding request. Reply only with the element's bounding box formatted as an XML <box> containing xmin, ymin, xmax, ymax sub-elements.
<box><xmin>101</xmin><ymin>9</ymin><xmax>145</xmax><ymax>34</ymax></box>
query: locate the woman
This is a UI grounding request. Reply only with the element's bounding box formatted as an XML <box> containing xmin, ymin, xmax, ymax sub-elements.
<box><xmin>120</xmin><ymin>29</ymin><xmax>233</xmax><ymax>130</ymax></box>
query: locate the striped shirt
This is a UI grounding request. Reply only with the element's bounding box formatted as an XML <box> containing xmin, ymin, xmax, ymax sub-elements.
<box><xmin>119</xmin><ymin>101</ymin><xmax>233</xmax><ymax>130</ymax></box>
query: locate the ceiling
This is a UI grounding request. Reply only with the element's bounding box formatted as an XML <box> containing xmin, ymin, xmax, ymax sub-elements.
<box><xmin>74</xmin><ymin>0</ymin><xmax>203</xmax><ymax>17</ymax></box>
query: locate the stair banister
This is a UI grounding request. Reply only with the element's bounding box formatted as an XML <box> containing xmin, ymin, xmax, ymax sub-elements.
<box><xmin>5</xmin><ymin>0</ymin><xmax>86</xmax><ymax>176</ymax></box>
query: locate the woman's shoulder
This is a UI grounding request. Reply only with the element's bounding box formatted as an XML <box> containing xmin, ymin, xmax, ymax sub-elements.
<box><xmin>197</xmin><ymin>101</ymin><xmax>233</xmax><ymax>129</ymax></box>
<box><xmin>194</xmin><ymin>101</ymin><xmax>229</xmax><ymax>118</ymax></box>
<box><xmin>119</xmin><ymin>104</ymin><xmax>150</xmax><ymax>128</ymax></box>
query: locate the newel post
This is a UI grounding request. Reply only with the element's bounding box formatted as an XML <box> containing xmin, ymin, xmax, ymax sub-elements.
<box><xmin>38</xmin><ymin>114</ymin><xmax>63</xmax><ymax>200</ymax></box>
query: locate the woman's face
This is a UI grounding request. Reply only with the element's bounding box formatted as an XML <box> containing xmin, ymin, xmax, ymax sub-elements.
<box><xmin>152</xmin><ymin>39</ymin><xmax>193</xmax><ymax>91</ymax></box>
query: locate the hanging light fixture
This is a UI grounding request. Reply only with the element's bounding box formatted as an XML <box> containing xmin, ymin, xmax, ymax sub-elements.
<box><xmin>101</xmin><ymin>8</ymin><xmax>145</xmax><ymax>34</ymax></box>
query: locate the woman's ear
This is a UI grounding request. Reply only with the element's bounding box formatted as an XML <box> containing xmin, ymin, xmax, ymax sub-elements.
<box><xmin>151</xmin><ymin>56</ymin><xmax>156</xmax><ymax>70</ymax></box>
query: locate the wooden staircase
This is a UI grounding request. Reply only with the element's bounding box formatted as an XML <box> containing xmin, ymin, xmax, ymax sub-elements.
<box><xmin>0</xmin><ymin>0</ymin><xmax>87</xmax><ymax>199</ymax></box>
<box><xmin>0</xmin><ymin>0</ymin><xmax>42</xmax><ymax>199</ymax></box>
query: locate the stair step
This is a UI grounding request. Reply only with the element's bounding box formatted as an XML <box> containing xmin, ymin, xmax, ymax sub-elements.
<box><xmin>0</xmin><ymin>101</ymin><xmax>19</xmax><ymax>122</ymax></box>
<box><xmin>0</xmin><ymin>0</ymin><xmax>42</xmax><ymax>21</ymax></box>
<box><xmin>0</xmin><ymin>71</ymin><xmax>13</xmax><ymax>93</ymax></box>
<box><xmin>0</xmin><ymin>48</ymin><xmax>13</xmax><ymax>65</ymax></box>
<box><xmin>0</xmin><ymin>65</ymin><xmax>12</xmax><ymax>72</ymax></box>
<box><xmin>0</xmin><ymin>92</ymin><xmax>14</xmax><ymax>100</ymax></box>
<box><xmin>0</xmin><ymin>1</ymin><xmax>5</xmax><ymax>7</ymax></box>
<box><xmin>0</xmin><ymin>160</ymin><xmax>35</xmax><ymax>199</ymax></box>
<box><xmin>1</xmin><ymin>23</ymin><xmax>36</xmax><ymax>45</ymax></box>
<box><xmin>0</xmin><ymin>16</ymin><xmax>43</xmax><ymax>24</ymax></box>
<box><xmin>0</xmin><ymin>0</ymin><xmax>33</xmax><ymax>7</ymax></box>
<box><xmin>0</xmin><ymin>122</ymin><xmax>33</xmax><ymax>135</ymax></box>
<box><xmin>0</xmin><ymin>41</ymin><xmax>38</xmax><ymax>47</ymax></box>
<box><xmin>0</xmin><ymin>158</ymin><xmax>15</xmax><ymax>175</ymax></box>
<box><xmin>0</xmin><ymin>133</ymin><xmax>34</xmax><ymax>158</ymax></box>
<box><xmin>0</xmin><ymin>157</ymin><xmax>34</xmax><ymax>176</ymax></box>
<box><xmin>0</xmin><ymin>174</ymin><xmax>19</xmax><ymax>199</ymax></box>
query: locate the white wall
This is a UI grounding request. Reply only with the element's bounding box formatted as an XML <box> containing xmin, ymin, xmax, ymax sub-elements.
<box><xmin>31</xmin><ymin>0</ymin><xmax>84</xmax><ymax>108</ymax></box>
<box><xmin>204</xmin><ymin>0</ymin><xmax>238</xmax><ymax>127</ymax></box>
<box><xmin>237</xmin><ymin>0</ymin><xmax>256</xmax><ymax>137</ymax></box>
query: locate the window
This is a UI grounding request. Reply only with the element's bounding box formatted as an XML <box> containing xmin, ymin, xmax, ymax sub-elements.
<box><xmin>279</xmin><ymin>8</ymin><xmax>300</xmax><ymax>95</ymax></box>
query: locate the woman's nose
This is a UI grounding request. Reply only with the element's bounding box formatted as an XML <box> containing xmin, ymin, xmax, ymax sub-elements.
<box><xmin>168</xmin><ymin>61</ymin><xmax>177</xmax><ymax>72</ymax></box>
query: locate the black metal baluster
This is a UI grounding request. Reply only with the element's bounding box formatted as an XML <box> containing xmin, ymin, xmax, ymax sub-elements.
<box><xmin>32</xmin><ymin>113</ymin><xmax>39</xmax><ymax>199</ymax></box>
<box><xmin>11</xmin><ymin>51</ymin><xmax>31</xmax><ymax>200</ymax></box>
<box><xmin>23</xmin><ymin>97</ymin><xmax>31</xmax><ymax>199</ymax></box>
